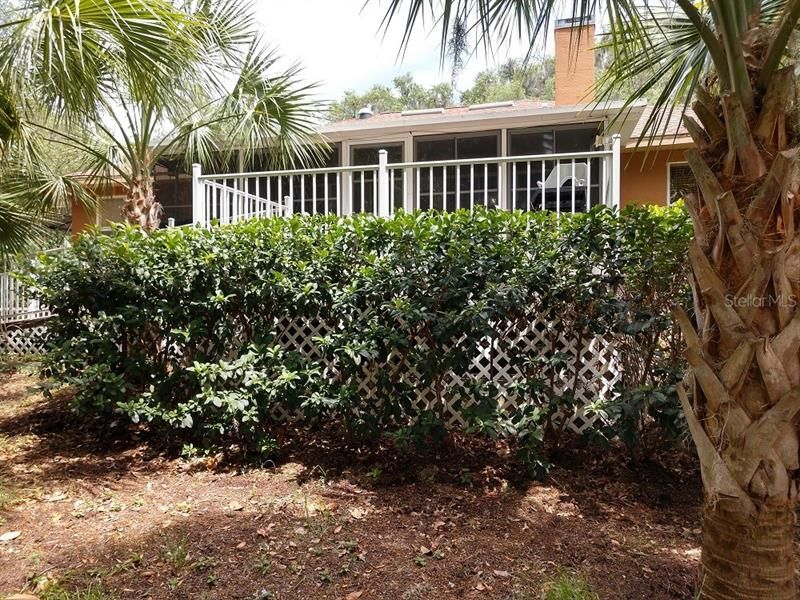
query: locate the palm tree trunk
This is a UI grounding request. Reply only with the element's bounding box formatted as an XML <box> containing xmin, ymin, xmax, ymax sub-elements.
<box><xmin>123</xmin><ymin>172</ymin><xmax>163</xmax><ymax>232</ymax></box>
<box><xmin>677</xmin><ymin>53</ymin><xmax>800</xmax><ymax>599</ymax></box>
<box><xmin>701</xmin><ymin>501</ymin><xmax>795</xmax><ymax>599</ymax></box>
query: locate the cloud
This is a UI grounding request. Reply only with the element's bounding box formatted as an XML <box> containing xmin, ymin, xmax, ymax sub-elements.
<box><xmin>254</xmin><ymin>0</ymin><xmax>548</xmax><ymax>100</ymax></box>
<box><xmin>255</xmin><ymin>0</ymin><xmax>443</xmax><ymax>100</ymax></box>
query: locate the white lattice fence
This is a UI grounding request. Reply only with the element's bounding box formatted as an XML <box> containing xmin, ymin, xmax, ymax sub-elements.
<box><xmin>1</xmin><ymin>273</ymin><xmax>50</xmax><ymax>323</ymax></box>
<box><xmin>0</xmin><ymin>306</ymin><xmax>621</xmax><ymax>432</ymax></box>
<box><xmin>1</xmin><ymin>271</ymin><xmax>52</xmax><ymax>356</ymax></box>
<box><xmin>0</xmin><ymin>322</ymin><xmax>49</xmax><ymax>356</ymax></box>
<box><xmin>273</xmin><ymin>312</ymin><xmax>621</xmax><ymax>434</ymax></box>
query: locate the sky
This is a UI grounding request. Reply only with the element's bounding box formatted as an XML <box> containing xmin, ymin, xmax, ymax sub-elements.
<box><xmin>253</xmin><ymin>0</ymin><xmax>549</xmax><ymax>103</ymax></box>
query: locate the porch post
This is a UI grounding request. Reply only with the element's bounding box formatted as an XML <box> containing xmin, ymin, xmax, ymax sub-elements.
<box><xmin>378</xmin><ymin>149</ymin><xmax>390</xmax><ymax>217</ymax></box>
<box><xmin>191</xmin><ymin>163</ymin><xmax>204</xmax><ymax>226</ymax></box>
<box><xmin>611</xmin><ymin>134</ymin><xmax>621</xmax><ymax>209</ymax></box>
<box><xmin>499</xmin><ymin>128</ymin><xmax>508</xmax><ymax>210</ymax></box>
<box><xmin>403</xmin><ymin>133</ymin><xmax>414</xmax><ymax>212</ymax></box>
<box><xmin>341</xmin><ymin>140</ymin><xmax>352</xmax><ymax>216</ymax></box>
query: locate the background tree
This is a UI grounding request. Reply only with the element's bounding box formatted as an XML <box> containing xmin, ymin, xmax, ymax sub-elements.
<box><xmin>328</xmin><ymin>73</ymin><xmax>455</xmax><ymax>121</ymax></box>
<box><xmin>1</xmin><ymin>0</ymin><xmax>324</xmax><ymax>235</ymax></box>
<box><xmin>460</xmin><ymin>57</ymin><xmax>555</xmax><ymax>104</ymax></box>
<box><xmin>375</xmin><ymin>0</ymin><xmax>800</xmax><ymax>598</ymax></box>
<box><xmin>328</xmin><ymin>57</ymin><xmax>555</xmax><ymax>123</ymax></box>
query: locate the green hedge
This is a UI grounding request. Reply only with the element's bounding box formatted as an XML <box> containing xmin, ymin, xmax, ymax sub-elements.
<box><xmin>25</xmin><ymin>206</ymin><xmax>691</xmax><ymax>467</ymax></box>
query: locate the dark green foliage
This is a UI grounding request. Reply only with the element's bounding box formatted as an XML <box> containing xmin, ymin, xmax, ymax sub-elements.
<box><xmin>24</xmin><ymin>206</ymin><xmax>691</xmax><ymax>468</ymax></box>
<box><xmin>589</xmin><ymin>203</ymin><xmax>693</xmax><ymax>459</ymax></box>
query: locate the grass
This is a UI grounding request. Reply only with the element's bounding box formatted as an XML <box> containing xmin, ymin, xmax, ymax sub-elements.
<box><xmin>160</xmin><ymin>535</ymin><xmax>190</xmax><ymax>570</ymax></box>
<box><xmin>38</xmin><ymin>582</ymin><xmax>110</xmax><ymax>600</ymax></box>
<box><xmin>541</xmin><ymin>571</ymin><xmax>598</xmax><ymax>600</ymax></box>
<box><xmin>0</xmin><ymin>355</ymin><xmax>43</xmax><ymax>375</ymax></box>
<box><xmin>255</xmin><ymin>554</ymin><xmax>272</xmax><ymax>576</ymax></box>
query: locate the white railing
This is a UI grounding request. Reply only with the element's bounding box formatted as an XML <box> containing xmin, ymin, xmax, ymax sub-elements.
<box><xmin>1</xmin><ymin>273</ymin><xmax>49</xmax><ymax>324</ymax></box>
<box><xmin>192</xmin><ymin>135</ymin><xmax>621</xmax><ymax>225</ymax></box>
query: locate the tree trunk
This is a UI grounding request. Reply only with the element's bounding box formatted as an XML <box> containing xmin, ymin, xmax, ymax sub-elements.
<box><xmin>675</xmin><ymin>34</ymin><xmax>800</xmax><ymax>599</ymax></box>
<box><xmin>700</xmin><ymin>500</ymin><xmax>795</xmax><ymax>599</ymax></box>
<box><xmin>123</xmin><ymin>172</ymin><xmax>163</xmax><ymax>232</ymax></box>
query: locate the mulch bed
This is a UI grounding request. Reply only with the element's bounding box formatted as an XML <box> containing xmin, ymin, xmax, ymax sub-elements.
<box><xmin>0</xmin><ymin>370</ymin><xmax>702</xmax><ymax>599</ymax></box>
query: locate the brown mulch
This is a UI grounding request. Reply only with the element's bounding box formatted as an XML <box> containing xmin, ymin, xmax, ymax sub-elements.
<box><xmin>0</xmin><ymin>369</ymin><xmax>703</xmax><ymax>600</ymax></box>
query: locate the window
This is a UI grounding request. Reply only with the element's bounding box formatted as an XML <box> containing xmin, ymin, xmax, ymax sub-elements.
<box><xmin>352</xmin><ymin>144</ymin><xmax>402</xmax><ymax>166</ymax></box>
<box><xmin>251</xmin><ymin>144</ymin><xmax>342</xmax><ymax>215</ymax></box>
<box><xmin>508</xmin><ymin>123</ymin><xmax>600</xmax><ymax>156</ymax></box>
<box><xmin>154</xmin><ymin>159</ymin><xmax>193</xmax><ymax>226</ymax></box>
<box><xmin>414</xmin><ymin>133</ymin><xmax>500</xmax><ymax>210</ymax></box>
<box><xmin>351</xmin><ymin>143</ymin><xmax>404</xmax><ymax>214</ymax></box>
<box><xmin>507</xmin><ymin>124</ymin><xmax>603</xmax><ymax>212</ymax></box>
<box><xmin>667</xmin><ymin>162</ymin><xmax>696</xmax><ymax>204</ymax></box>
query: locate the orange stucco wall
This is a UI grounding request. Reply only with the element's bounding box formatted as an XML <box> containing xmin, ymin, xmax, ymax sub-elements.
<box><xmin>620</xmin><ymin>146</ymin><xmax>692</xmax><ymax>208</ymax></box>
<box><xmin>71</xmin><ymin>200</ymin><xmax>96</xmax><ymax>236</ymax></box>
<box><xmin>70</xmin><ymin>180</ymin><xmax>128</xmax><ymax>235</ymax></box>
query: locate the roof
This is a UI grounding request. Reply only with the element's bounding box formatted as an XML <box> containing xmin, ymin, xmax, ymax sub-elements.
<box><xmin>332</xmin><ymin>99</ymin><xmax>555</xmax><ymax>127</ymax></box>
<box><xmin>319</xmin><ymin>99</ymin><xmax>649</xmax><ymax>146</ymax></box>
<box><xmin>625</xmin><ymin>106</ymin><xmax>693</xmax><ymax>148</ymax></box>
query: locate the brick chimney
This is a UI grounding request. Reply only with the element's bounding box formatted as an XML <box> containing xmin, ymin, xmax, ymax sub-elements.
<box><xmin>554</xmin><ymin>15</ymin><xmax>596</xmax><ymax>106</ymax></box>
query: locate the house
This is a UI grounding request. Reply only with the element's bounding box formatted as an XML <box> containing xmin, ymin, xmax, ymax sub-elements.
<box><xmin>71</xmin><ymin>16</ymin><xmax>695</xmax><ymax>233</ymax></box>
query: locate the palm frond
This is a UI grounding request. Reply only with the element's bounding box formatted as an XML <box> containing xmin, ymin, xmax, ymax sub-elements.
<box><xmin>0</xmin><ymin>0</ymin><xmax>201</xmax><ymax>118</ymax></box>
<box><xmin>159</xmin><ymin>41</ymin><xmax>328</xmax><ymax>172</ymax></box>
<box><xmin>217</xmin><ymin>42</ymin><xmax>327</xmax><ymax>170</ymax></box>
<box><xmin>377</xmin><ymin>0</ymin><xmax>646</xmax><ymax>64</ymax></box>
<box><xmin>0</xmin><ymin>83</ymin><xmax>19</xmax><ymax>149</ymax></box>
<box><xmin>0</xmin><ymin>164</ymin><xmax>94</xmax><ymax>259</ymax></box>
<box><xmin>595</xmin><ymin>5</ymin><xmax>711</xmax><ymax>145</ymax></box>
<box><xmin>0</xmin><ymin>192</ymin><xmax>51</xmax><ymax>258</ymax></box>
<box><xmin>193</xmin><ymin>0</ymin><xmax>256</xmax><ymax>64</ymax></box>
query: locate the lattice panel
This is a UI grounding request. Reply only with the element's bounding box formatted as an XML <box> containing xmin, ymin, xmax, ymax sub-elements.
<box><xmin>273</xmin><ymin>312</ymin><xmax>621</xmax><ymax>434</ymax></box>
<box><xmin>1</xmin><ymin>324</ymin><xmax>48</xmax><ymax>356</ymax></box>
<box><xmin>3</xmin><ymin>313</ymin><xmax>621</xmax><ymax>433</ymax></box>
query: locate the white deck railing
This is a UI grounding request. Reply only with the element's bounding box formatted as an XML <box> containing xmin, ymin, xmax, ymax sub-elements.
<box><xmin>192</xmin><ymin>135</ymin><xmax>621</xmax><ymax>225</ymax></box>
<box><xmin>1</xmin><ymin>272</ymin><xmax>49</xmax><ymax>324</ymax></box>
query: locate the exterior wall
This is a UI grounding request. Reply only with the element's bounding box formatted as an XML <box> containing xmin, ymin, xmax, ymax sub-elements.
<box><xmin>70</xmin><ymin>182</ymin><xmax>128</xmax><ymax>235</ymax></box>
<box><xmin>620</xmin><ymin>146</ymin><xmax>691</xmax><ymax>208</ymax></box>
<box><xmin>554</xmin><ymin>24</ymin><xmax>595</xmax><ymax>106</ymax></box>
<box><xmin>71</xmin><ymin>200</ymin><xmax>95</xmax><ymax>236</ymax></box>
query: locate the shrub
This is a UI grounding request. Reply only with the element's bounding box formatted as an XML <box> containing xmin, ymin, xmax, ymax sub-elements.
<box><xmin>24</xmin><ymin>206</ymin><xmax>691</xmax><ymax>465</ymax></box>
<box><xmin>588</xmin><ymin>203</ymin><xmax>692</xmax><ymax>459</ymax></box>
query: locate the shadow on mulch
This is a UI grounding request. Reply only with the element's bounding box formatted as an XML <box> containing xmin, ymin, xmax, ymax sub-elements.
<box><xmin>14</xmin><ymin>451</ymin><xmax>699</xmax><ymax>600</ymax></box>
<box><xmin>0</xmin><ymin>371</ymin><xmax>703</xmax><ymax>600</ymax></box>
<box><xmin>0</xmin><ymin>370</ymin><xmax>701</xmax><ymax>514</ymax></box>
<box><xmin>36</xmin><ymin>491</ymin><xmax>697</xmax><ymax>600</ymax></box>
<box><xmin>0</xmin><ymin>382</ymin><xmax>170</xmax><ymax>485</ymax></box>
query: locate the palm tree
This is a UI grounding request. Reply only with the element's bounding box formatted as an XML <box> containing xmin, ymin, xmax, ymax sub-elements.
<box><xmin>1</xmin><ymin>0</ymin><xmax>324</xmax><ymax>237</ymax></box>
<box><xmin>0</xmin><ymin>0</ymin><xmax>203</xmax><ymax>255</ymax></box>
<box><xmin>376</xmin><ymin>1</ymin><xmax>800</xmax><ymax>598</ymax></box>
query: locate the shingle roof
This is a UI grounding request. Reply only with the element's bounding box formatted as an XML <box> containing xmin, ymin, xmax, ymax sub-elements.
<box><xmin>628</xmin><ymin>106</ymin><xmax>693</xmax><ymax>144</ymax></box>
<box><xmin>333</xmin><ymin>99</ymin><xmax>555</xmax><ymax>126</ymax></box>
<box><xmin>327</xmin><ymin>99</ymin><xmax>691</xmax><ymax>149</ymax></box>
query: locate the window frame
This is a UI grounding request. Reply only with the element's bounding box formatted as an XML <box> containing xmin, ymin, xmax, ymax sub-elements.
<box><xmin>666</xmin><ymin>160</ymin><xmax>694</xmax><ymax>205</ymax></box>
<box><xmin>350</xmin><ymin>141</ymin><xmax>404</xmax><ymax>166</ymax></box>
<box><xmin>413</xmin><ymin>130</ymin><xmax>501</xmax><ymax>161</ymax></box>
<box><xmin>506</xmin><ymin>122</ymin><xmax>602</xmax><ymax>157</ymax></box>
